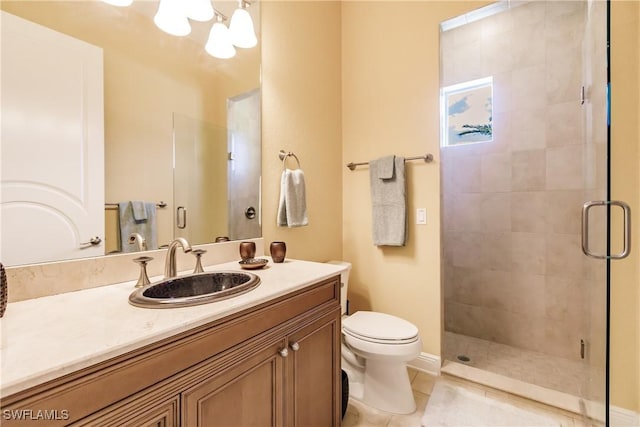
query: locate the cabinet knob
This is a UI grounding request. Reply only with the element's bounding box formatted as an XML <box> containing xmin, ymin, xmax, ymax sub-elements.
<box><xmin>290</xmin><ymin>342</ymin><xmax>300</xmax><ymax>352</ymax></box>
<box><xmin>278</xmin><ymin>348</ymin><xmax>289</xmax><ymax>358</ymax></box>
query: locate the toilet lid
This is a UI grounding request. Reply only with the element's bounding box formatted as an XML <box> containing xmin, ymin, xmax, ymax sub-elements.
<box><xmin>342</xmin><ymin>311</ymin><xmax>418</xmax><ymax>343</ymax></box>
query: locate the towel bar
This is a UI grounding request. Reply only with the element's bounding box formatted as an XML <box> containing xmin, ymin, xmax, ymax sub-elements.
<box><xmin>105</xmin><ymin>201</ymin><xmax>167</xmax><ymax>210</ymax></box>
<box><xmin>347</xmin><ymin>154</ymin><xmax>434</xmax><ymax>171</ymax></box>
<box><xmin>278</xmin><ymin>150</ymin><xmax>302</xmax><ymax>170</ymax></box>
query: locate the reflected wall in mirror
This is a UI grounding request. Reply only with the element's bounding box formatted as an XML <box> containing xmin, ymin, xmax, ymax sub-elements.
<box><xmin>0</xmin><ymin>1</ymin><xmax>261</xmax><ymax>266</ymax></box>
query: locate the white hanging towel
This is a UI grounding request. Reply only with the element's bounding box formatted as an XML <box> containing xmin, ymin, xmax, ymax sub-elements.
<box><xmin>369</xmin><ymin>155</ymin><xmax>407</xmax><ymax>246</ymax></box>
<box><xmin>277</xmin><ymin>168</ymin><xmax>309</xmax><ymax>227</ymax></box>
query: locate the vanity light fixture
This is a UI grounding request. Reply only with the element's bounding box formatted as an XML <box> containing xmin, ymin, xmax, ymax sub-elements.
<box><xmin>154</xmin><ymin>0</ymin><xmax>191</xmax><ymax>37</ymax></box>
<box><xmin>185</xmin><ymin>0</ymin><xmax>215</xmax><ymax>22</ymax></box>
<box><xmin>205</xmin><ymin>12</ymin><xmax>236</xmax><ymax>59</ymax></box>
<box><xmin>101</xmin><ymin>0</ymin><xmax>133</xmax><ymax>6</ymax></box>
<box><xmin>229</xmin><ymin>0</ymin><xmax>257</xmax><ymax>48</ymax></box>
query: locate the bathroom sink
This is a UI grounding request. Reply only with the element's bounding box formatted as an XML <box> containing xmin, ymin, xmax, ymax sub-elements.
<box><xmin>129</xmin><ymin>271</ymin><xmax>261</xmax><ymax>308</ymax></box>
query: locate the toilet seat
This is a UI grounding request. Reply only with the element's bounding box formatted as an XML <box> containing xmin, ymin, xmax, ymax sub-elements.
<box><xmin>342</xmin><ymin>311</ymin><xmax>419</xmax><ymax>345</ymax></box>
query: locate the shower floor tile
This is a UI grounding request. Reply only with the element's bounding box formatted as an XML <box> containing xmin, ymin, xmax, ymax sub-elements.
<box><xmin>444</xmin><ymin>332</ymin><xmax>588</xmax><ymax>397</ymax></box>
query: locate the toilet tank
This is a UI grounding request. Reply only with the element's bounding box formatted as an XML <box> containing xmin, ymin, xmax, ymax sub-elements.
<box><xmin>326</xmin><ymin>261</ymin><xmax>351</xmax><ymax>315</ymax></box>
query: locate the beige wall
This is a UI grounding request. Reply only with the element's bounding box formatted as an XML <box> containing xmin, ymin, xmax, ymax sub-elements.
<box><xmin>610</xmin><ymin>0</ymin><xmax>640</xmax><ymax>412</ymax></box>
<box><xmin>261</xmin><ymin>1</ymin><xmax>343</xmax><ymax>262</ymax></box>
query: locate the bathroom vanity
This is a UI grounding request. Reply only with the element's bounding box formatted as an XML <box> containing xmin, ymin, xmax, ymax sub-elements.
<box><xmin>0</xmin><ymin>260</ymin><xmax>344</xmax><ymax>426</ymax></box>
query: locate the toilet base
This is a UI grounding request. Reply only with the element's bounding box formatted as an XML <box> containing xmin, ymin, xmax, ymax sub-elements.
<box><xmin>362</xmin><ymin>360</ymin><xmax>416</xmax><ymax>414</ymax></box>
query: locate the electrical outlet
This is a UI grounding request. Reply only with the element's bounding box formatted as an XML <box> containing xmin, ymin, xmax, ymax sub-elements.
<box><xmin>416</xmin><ymin>208</ymin><xmax>427</xmax><ymax>225</ymax></box>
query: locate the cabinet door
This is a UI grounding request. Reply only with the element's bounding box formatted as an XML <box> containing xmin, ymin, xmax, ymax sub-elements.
<box><xmin>286</xmin><ymin>309</ymin><xmax>341</xmax><ymax>427</ymax></box>
<box><xmin>71</xmin><ymin>395</ymin><xmax>179</xmax><ymax>427</ymax></box>
<box><xmin>182</xmin><ymin>340</ymin><xmax>286</xmax><ymax>427</ymax></box>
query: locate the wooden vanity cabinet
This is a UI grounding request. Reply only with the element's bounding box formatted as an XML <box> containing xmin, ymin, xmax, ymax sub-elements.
<box><xmin>1</xmin><ymin>276</ymin><xmax>341</xmax><ymax>427</ymax></box>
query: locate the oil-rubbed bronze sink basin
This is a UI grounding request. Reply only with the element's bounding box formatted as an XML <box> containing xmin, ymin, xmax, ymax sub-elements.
<box><xmin>129</xmin><ymin>271</ymin><xmax>261</xmax><ymax>308</ymax></box>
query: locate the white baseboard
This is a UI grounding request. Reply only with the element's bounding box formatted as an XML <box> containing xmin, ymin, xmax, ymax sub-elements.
<box><xmin>610</xmin><ymin>405</ymin><xmax>640</xmax><ymax>427</ymax></box>
<box><xmin>408</xmin><ymin>352</ymin><xmax>441</xmax><ymax>376</ymax></box>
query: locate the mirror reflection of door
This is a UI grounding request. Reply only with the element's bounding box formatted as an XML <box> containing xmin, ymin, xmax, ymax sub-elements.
<box><xmin>173</xmin><ymin>114</ymin><xmax>228</xmax><ymax>246</ymax></box>
<box><xmin>227</xmin><ymin>89</ymin><xmax>261</xmax><ymax>241</ymax></box>
<box><xmin>0</xmin><ymin>12</ymin><xmax>104</xmax><ymax>266</ymax></box>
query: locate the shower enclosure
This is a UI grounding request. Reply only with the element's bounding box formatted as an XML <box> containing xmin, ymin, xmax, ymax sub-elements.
<box><xmin>440</xmin><ymin>1</ymin><xmax>617</xmax><ymax>423</ymax></box>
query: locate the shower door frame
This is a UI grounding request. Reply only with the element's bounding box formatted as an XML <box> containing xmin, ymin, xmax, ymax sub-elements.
<box><xmin>438</xmin><ymin>1</ymin><xmax>614</xmax><ymax>424</ymax></box>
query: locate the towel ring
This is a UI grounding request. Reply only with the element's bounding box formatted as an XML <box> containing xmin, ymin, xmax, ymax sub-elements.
<box><xmin>278</xmin><ymin>150</ymin><xmax>301</xmax><ymax>170</ymax></box>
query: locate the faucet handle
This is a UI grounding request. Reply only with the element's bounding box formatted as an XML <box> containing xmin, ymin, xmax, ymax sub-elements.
<box><xmin>133</xmin><ymin>256</ymin><xmax>153</xmax><ymax>288</ymax></box>
<box><xmin>191</xmin><ymin>249</ymin><xmax>207</xmax><ymax>274</ymax></box>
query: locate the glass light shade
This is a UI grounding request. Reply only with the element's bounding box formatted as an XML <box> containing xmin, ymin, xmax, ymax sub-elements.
<box><xmin>229</xmin><ymin>8</ymin><xmax>257</xmax><ymax>48</ymax></box>
<box><xmin>185</xmin><ymin>0</ymin><xmax>214</xmax><ymax>22</ymax></box>
<box><xmin>102</xmin><ymin>0</ymin><xmax>133</xmax><ymax>5</ymax></box>
<box><xmin>154</xmin><ymin>0</ymin><xmax>191</xmax><ymax>37</ymax></box>
<box><xmin>205</xmin><ymin>21</ymin><xmax>236</xmax><ymax>59</ymax></box>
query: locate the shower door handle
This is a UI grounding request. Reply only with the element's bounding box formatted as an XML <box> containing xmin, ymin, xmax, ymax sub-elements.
<box><xmin>177</xmin><ymin>206</ymin><xmax>187</xmax><ymax>229</ymax></box>
<box><xmin>581</xmin><ymin>200</ymin><xmax>631</xmax><ymax>259</ymax></box>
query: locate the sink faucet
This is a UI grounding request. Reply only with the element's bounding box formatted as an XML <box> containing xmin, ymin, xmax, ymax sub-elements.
<box><xmin>128</xmin><ymin>232</ymin><xmax>147</xmax><ymax>252</ymax></box>
<box><xmin>164</xmin><ymin>237</ymin><xmax>192</xmax><ymax>278</ymax></box>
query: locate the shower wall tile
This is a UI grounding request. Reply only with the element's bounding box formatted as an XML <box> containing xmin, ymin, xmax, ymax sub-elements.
<box><xmin>476</xmin><ymin>269</ymin><xmax>512</xmax><ymax>310</ymax></box>
<box><xmin>491</xmin><ymin>111</ymin><xmax>512</xmax><ymax>154</ymax></box>
<box><xmin>451</xmin><ymin>268</ymin><xmax>511</xmax><ymax>310</ymax></box>
<box><xmin>512</xmin><ymin>65</ymin><xmax>547</xmax><ymax>111</ymax></box>
<box><xmin>445</xmin><ymin>302</ymin><xmax>504</xmax><ymax>342</ymax></box>
<box><xmin>544</xmin><ymin>317</ymin><xmax>585</xmax><ymax>360</ymax></box>
<box><xmin>454</xmin><ymin>40</ymin><xmax>484</xmax><ymax>82</ymax></box>
<box><xmin>483</xmin><ymin>233</ymin><xmax>512</xmax><ymax>271</ymax></box>
<box><xmin>546</xmin><ymin>145</ymin><xmax>584</xmax><ymax>190</ymax></box>
<box><xmin>451</xmin><ymin>267</ymin><xmax>484</xmax><ymax>306</ymax></box>
<box><xmin>443</xmin><ymin>263</ymin><xmax>455</xmax><ymax>300</ymax></box>
<box><xmin>481</xmin><ymin>31</ymin><xmax>513</xmax><ymax>75</ymax></box>
<box><xmin>511</xmin><ymin>1</ymin><xmax>546</xmax><ymax>29</ymax></box>
<box><xmin>545</xmin><ymin>101</ymin><xmax>583</xmax><ymax>147</ymax></box>
<box><xmin>509</xmin><ymin>108</ymin><xmax>546</xmax><ymax>151</ymax></box>
<box><xmin>511</xmin><ymin>191</ymin><xmax>546</xmax><ymax>233</ymax></box>
<box><xmin>545</xmin><ymin>54</ymin><xmax>582</xmax><ymax>105</ymax></box>
<box><xmin>492</xmin><ymin>73</ymin><xmax>512</xmax><ymax>115</ymax></box>
<box><xmin>508</xmin><ymin>273</ymin><xmax>546</xmax><ymax>318</ymax></box>
<box><xmin>480</xmin><ymin>192</ymin><xmax>511</xmax><ymax>232</ymax></box>
<box><xmin>545</xmin><ymin>233</ymin><xmax>586</xmax><ymax>279</ymax></box>
<box><xmin>450</xmin><ymin>232</ymin><xmax>484</xmax><ymax>269</ymax></box>
<box><xmin>544</xmin><ymin>190</ymin><xmax>583</xmax><ymax>234</ymax></box>
<box><xmin>545</xmin><ymin>275</ymin><xmax>588</xmax><ymax>324</ymax></box>
<box><xmin>511</xmin><ymin>232</ymin><xmax>546</xmax><ymax>274</ymax></box>
<box><xmin>497</xmin><ymin>310</ymin><xmax>546</xmax><ymax>354</ymax></box>
<box><xmin>511</xmin><ymin>22</ymin><xmax>545</xmax><ymax>69</ymax></box>
<box><xmin>481</xmin><ymin>153</ymin><xmax>511</xmax><ymax>192</ymax></box>
<box><xmin>478</xmin><ymin>6</ymin><xmax>513</xmax><ymax>38</ymax></box>
<box><xmin>452</xmin><ymin>193</ymin><xmax>483</xmax><ymax>232</ymax></box>
<box><xmin>511</xmin><ymin>149</ymin><xmax>546</xmax><ymax>191</ymax></box>
<box><xmin>452</xmin><ymin>154</ymin><xmax>482</xmax><ymax>193</ymax></box>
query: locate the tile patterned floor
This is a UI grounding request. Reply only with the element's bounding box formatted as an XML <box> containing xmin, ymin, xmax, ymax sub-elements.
<box><xmin>443</xmin><ymin>332</ymin><xmax>588</xmax><ymax>397</ymax></box>
<box><xmin>342</xmin><ymin>369</ymin><xmax>589</xmax><ymax>427</ymax></box>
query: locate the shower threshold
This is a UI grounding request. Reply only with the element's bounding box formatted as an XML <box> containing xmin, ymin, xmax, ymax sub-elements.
<box><xmin>442</xmin><ymin>332</ymin><xmax>602</xmax><ymax>421</ymax></box>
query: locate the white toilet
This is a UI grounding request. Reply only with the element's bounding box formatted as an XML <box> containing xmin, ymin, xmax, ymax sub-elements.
<box><xmin>328</xmin><ymin>261</ymin><xmax>422</xmax><ymax>415</ymax></box>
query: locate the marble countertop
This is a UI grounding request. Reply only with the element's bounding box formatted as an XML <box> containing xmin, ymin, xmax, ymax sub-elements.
<box><xmin>0</xmin><ymin>259</ymin><xmax>346</xmax><ymax>397</ymax></box>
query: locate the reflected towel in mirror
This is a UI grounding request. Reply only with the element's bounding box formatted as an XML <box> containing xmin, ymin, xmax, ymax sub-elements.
<box><xmin>118</xmin><ymin>201</ymin><xmax>158</xmax><ymax>253</ymax></box>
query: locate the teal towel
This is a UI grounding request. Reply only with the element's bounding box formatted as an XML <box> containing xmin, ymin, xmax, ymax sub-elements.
<box><xmin>118</xmin><ymin>202</ymin><xmax>158</xmax><ymax>253</ymax></box>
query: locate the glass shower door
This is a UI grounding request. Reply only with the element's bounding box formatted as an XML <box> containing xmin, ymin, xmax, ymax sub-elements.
<box><xmin>439</xmin><ymin>1</ymin><xmax>616</xmax><ymax>424</ymax></box>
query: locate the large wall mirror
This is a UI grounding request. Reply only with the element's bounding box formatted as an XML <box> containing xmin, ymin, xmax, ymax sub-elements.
<box><xmin>0</xmin><ymin>1</ymin><xmax>261</xmax><ymax>267</ymax></box>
